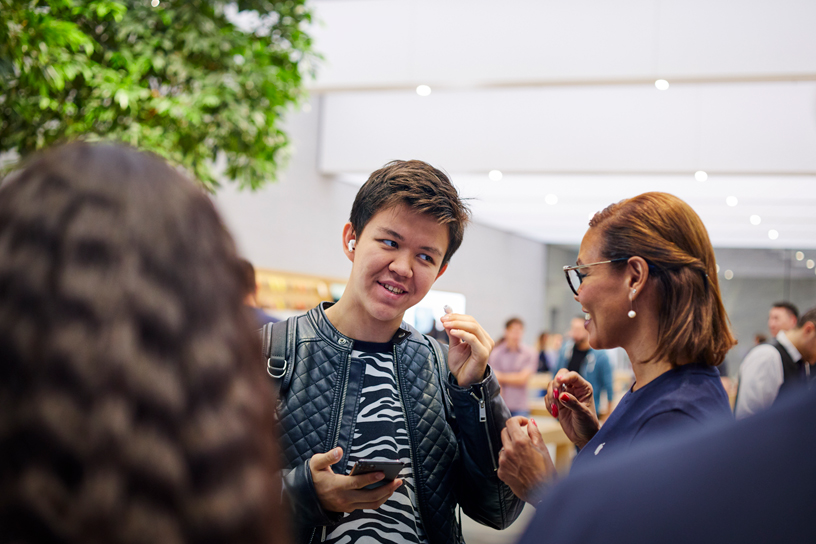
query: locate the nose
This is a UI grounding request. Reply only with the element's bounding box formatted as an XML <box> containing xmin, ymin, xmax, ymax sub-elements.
<box><xmin>389</xmin><ymin>251</ymin><xmax>413</xmax><ymax>278</ymax></box>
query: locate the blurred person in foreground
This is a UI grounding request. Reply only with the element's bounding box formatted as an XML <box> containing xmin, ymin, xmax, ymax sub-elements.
<box><xmin>490</xmin><ymin>317</ymin><xmax>539</xmax><ymax>417</ymax></box>
<box><xmin>516</xmin><ymin>386</ymin><xmax>816</xmax><ymax>544</ymax></box>
<box><xmin>0</xmin><ymin>143</ymin><xmax>288</xmax><ymax>544</ymax></box>
<box><xmin>735</xmin><ymin>306</ymin><xmax>816</xmax><ymax>419</ymax></box>
<box><xmin>768</xmin><ymin>301</ymin><xmax>798</xmax><ymax>338</ymax></box>
<box><xmin>496</xmin><ymin>192</ymin><xmax>736</xmax><ymax>504</ymax></box>
<box><xmin>239</xmin><ymin>258</ymin><xmax>279</xmax><ymax>327</ymax></box>
<box><xmin>263</xmin><ymin>160</ymin><xmax>522</xmax><ymax>544</ymax></box>
<box><xmin>555</xmin><ymin>316</ymin><xmax>614</xmax><ymax>417</ymax></box>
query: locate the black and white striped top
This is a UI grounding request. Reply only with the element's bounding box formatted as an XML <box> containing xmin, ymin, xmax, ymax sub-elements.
<box><xmin>324</xmin><ymin>341</ymin><xmax>428</xmax><ymax>544</ymax></box>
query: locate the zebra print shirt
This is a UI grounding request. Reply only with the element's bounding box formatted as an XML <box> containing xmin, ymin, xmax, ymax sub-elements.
<box><xmin>324</xmin><ymin>341</ymin><xmax>428</xmax><ymax>544</ymax></box>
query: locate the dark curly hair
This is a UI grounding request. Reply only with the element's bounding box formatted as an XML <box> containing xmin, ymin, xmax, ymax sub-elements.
<box><xmin>0</xmin><ymin>143</ymin><xmax>287</xmax><ymax>544</ymax></box>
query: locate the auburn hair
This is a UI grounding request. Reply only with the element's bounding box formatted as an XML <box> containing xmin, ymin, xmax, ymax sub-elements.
<box><xmin>0</xmin><ymin>143</ymin><xmax>287</xmax><ymax>544</ymax></box>
<box><xmin>589</xmin><ymin>192</ymin><xmax>736</xmax><ymax>366</ymax></box>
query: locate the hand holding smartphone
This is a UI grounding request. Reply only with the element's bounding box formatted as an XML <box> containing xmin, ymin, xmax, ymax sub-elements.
<box><xmin>349</xmin><ymin>460</ymin><xmax>405</xmax><ymax>490</ymax></box>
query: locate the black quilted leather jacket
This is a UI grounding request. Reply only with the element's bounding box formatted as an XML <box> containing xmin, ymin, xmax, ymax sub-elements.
<box><xmin>272</xmin><ymin>304</ymin><xmax>524</xmax><ymax>544</ymax></box>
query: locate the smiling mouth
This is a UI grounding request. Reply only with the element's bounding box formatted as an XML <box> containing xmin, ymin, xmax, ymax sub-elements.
<box><xmin>379</xmin><ymin>282</ymin><xmax>406</xmax><ymax>295</ymax></box>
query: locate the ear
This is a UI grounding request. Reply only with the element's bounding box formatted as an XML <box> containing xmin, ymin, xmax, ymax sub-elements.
<box><xmin>626</xmin><ymin>257</ymin><xmax>650</xmax><ymax>300</ymax></box>
<box><xmin>434</xmin><ymin>263</ymin><xmax>448</xmax><ymax>281</ymax></box>
<box><xmin>342</xmin><ymin>222</ymin><xmax>356</xmax><ymax>261</ymax></box>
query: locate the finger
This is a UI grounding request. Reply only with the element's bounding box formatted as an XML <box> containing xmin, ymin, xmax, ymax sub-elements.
<box><xmin>505</xmin><ymin>416</ymin><xmax>530</xmax><ymax>441</ymax></box>
<box><xmin>528</xmin><ymin>418</ymin><xmax>544</xmax><ymax>448</ymax></box>
<box><xmin>311</xmin><ymin>447</ymin><xmax>342</xmax><ymax>471</ymax></box>
<box><xmin>447</xmin><ymin>328</ymin><xmax>489</xmax><ymax>360</ymax></box>
<box><xmin>350</xmin><ymin>479</ymin><xmax>403</xmax><ymax>509</ymax></box>
<box><xmin>349</xmin><ymin>471</ymin><xmax>387</xmax><ymax>490</ymax></box>
<box><xmin>440</xmin><ymin>317</ymin><xmax>493</xmax><ymax>350</ymax></box>
<box><xmin>556</xmin><ymin>370</ymin><xmax>588</xmax><ymax>388</ymax></box>
<box><xmin>501</xmin><ymin>426</ymin><xmax>511</xmax><ymax>447</ymax></box>
<box><xmin>557</xmin><ymin>391</ymin><xmax>594</xmax><ymax>417</ymax></box>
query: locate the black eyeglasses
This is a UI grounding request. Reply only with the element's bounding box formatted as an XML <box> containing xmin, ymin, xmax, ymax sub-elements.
<box><xmin>563</xmin><ymin>258</ymin><xmax>630</xmax><ymax>296</ymax></box>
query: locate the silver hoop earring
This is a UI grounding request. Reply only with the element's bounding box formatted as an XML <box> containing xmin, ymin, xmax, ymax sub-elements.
<box><xmin>628</xmin><ymin>288</ymin><xmax>637</xmax><ymax>319</ymax></box>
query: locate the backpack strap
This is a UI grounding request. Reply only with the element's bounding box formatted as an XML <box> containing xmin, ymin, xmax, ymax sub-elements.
<box><xmin>427</xmin><ymin>335</ymin><xmax>455</xmax><ymax>421</ymax></box>
<box><xmin>262</xmin><ymin>317</ymin><xmax>297</xmax><ymax>393</ymax></box>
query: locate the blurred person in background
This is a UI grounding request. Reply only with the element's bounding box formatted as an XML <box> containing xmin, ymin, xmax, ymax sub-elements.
<box><xmin>535</xmin><ymin>331</ymin><xmax>560</xmax><ymax>373</ymax></box>
<box><xmin>768</xmin><ymin>301</ymin><xmax>798</xmax><ymax>337</ymax></box>
<box><xmin>555</xmin><ymin>316</ymin><xmax>614</xmax><ymax>418</ymax></box>
<box><xmin>239</xmin><ymin>258</ymin><xmax>279</xmax><ymax>327</ymax></box>
<box><xmin>0</xmin><ymin>143</ymin><xmax>288</xmax><ymax>544</ymax></box>
<box><xmin>735</xmin><ymin>306</ymin><xmax>816</xmax><ymax>419</ymax></box>
<box><xmin>490</xmin><ymin>317</ymin><xmax>539</xmax><ymax>417</ymax></box>
<box><xmin>497</xmin><ymin>192</ymin><xmax>735</xmax><ymax>504</ymax></box>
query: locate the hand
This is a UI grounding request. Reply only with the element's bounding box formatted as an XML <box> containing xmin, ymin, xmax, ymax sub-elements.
<box><xmin>544</xmin><ymin>369</ymin><xmax>600</xmax><ymax>449</ymax></box>
<box><xmin>310</xmin><ymin>448</ymin><xmax>403</xmax><ymax>513</ymax></box>
<box><xmin>497</xmin><ymin>417</ymin><xmax>555</xmax><ymax>504</ymax></box>
<box><xmin>440</xmin><ymin>313</ymin><xmax>494</xmax><ymax>388</ymax></box>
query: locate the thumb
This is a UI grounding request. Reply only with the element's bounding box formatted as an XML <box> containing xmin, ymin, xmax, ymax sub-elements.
<box><xmin>558</xmin><ymin>391</ymin><xmax>593</xmax><ymax>417</ymax></box>
<box><xmin>528</xmin><ymin>418</ymin><xmax>544</xmax><ymax>448</ymax></box>
<box><xmin>311</xmin><ymin>447</ymin><xmax>343</xmax><ymax>471</ymax></box>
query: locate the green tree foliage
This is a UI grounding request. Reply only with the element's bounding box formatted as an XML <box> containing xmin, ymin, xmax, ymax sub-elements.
<box><xmin>0</xmin><ymin>0</ymin><xmax>316</xmax><ymax>190</ymax></box>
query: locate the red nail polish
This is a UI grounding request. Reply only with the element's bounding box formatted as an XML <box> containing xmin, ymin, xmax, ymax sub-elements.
<box><xmin>531</xmin><ymin>418</ymin><xmax>538</xmax><ymax>427</ymax></box>
<box><xmin>551</xmin><ymin>403</ymin><xmax>558</xmax><ymax>417</ymax></box>
<box><xmin>560</xmin><ymin>392</ymin><xmax>569</xmax><ymax>402</ymax></box>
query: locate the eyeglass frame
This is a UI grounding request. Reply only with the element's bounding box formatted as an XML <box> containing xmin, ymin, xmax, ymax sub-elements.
<box><xmin>562</xmin><ymin>257</ymin><xmax>631</xmax><ymax>296</ymax></box>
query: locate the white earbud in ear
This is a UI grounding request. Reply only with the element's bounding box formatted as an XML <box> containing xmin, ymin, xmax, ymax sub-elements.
<box><xmin>347</xmin><ymin>239</ymin><xmax>356</xmax><ymax>252</ymax></box>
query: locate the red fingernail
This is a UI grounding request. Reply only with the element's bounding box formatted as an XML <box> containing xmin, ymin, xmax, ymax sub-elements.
<box><xmin>531</xmin><ymin>418</ymin><xmax>538</xmax><ymax>427</ymax></box>
<box><xmin>560</xmin><ymin>392</ymin><xmax>569</xmax><ymax>402</ymax></box>
<box><xmin>551</xmin><ymin>403</ymin><xmax>558</xmax><ymax>417</ymax></box>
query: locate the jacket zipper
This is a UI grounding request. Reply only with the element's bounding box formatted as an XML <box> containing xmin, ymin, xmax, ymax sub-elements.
<box><xmin>392</xmin><ymin>344</ymin><xmax>427</xmax><ymax>536</ymax></box>
<box><xmin>313</xmin><ymin>350</ymin><xmax>353</xmax><ymax>544</ymax></box>
<box><xmin>471</xmin><ymin>389</ymin><xmax>498</xmax><ymax>471</ymax></box>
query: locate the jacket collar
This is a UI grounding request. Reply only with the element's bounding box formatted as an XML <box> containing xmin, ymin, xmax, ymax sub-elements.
<box><xmin>308</xmin><ymin>301</ymin><xmax>416</xmax><ymax>349</ymax></box>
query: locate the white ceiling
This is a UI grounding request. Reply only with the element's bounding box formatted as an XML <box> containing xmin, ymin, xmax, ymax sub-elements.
<box><xmin>307</xmin><ymin>0</ymin><xmax>816</xmax><ymax>250</ymax></box>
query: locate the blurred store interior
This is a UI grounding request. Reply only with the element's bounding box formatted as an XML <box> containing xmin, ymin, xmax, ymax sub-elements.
<box><xmin>213</xmin><ymin>0</ymin><xmax>816</xmax><ymax>377</ymax></box>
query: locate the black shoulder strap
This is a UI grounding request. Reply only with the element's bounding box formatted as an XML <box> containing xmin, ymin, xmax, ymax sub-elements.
<box><xmin>427</xmin><ymin>335</ymin><xmax>455</xmax><ymax>421</ymax></box>
<box><xmin>768</xmin><ymin>338</ymin><xmax>800</xmax><ymax>384</ymax></box>
<box><xmin>262</xmin><ymin>317</ymin><xmax>297</xmax><ymax>392</ymax></box>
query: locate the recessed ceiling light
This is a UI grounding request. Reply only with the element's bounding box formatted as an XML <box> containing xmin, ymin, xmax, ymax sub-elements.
<box><xmin>796</xmin><ymin>251</ymin><xmax>805</xmax><ymax>261</ymax></box>
<box><xmin>750</xmin><ymin>215</ymin><xmax>761</xmax><ymax>225</ymax></box>
<box><xmin>695</xmin><ymin>171</ymin><xmax>707</xmax><ymax>182</ymax></box>
<box><xmin>807</xmin><ymin>260</ymin><xmax>815</xmax><ymax>269</ymax></box>
<box><xmin>488</xmin><ymin>170</ymin><xmax>502</xmax><ymax>181</ymax></box>
<box><xmin>416</xmin><ymin>85</ymin><xmax>431</xmax><ymax>96</ymax></box>
<box><xmin>545</xmin><ymin>194</ymin><xmax>558</xmax><ymax>205</ymax></box>
<box><xmin>768</xmin><ymin>229</ymin><xmax>779</xmax><ymax>240</ymax></box>
<box><xmin>724</xmin><ymin>270</ymin><xmax>734</xmax><ymax>280</ymax></box>
<box><xmin>151</xmin><ymin>0</ymin><xmax>160</xmax><ymax>5</ymax></box>
<box><xmin>655</xmin><ymin>79</ymin><xmax>670</xmax><ymax>91</ymax></box>
<box><xmin>726</xmin><ymin>196</ymin><xmax>738</xmax><ymax>207</ymax></box>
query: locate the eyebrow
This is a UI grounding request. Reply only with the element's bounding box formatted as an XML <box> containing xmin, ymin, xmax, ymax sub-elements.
<box><xmin>378</xmin><ymin>227</ymin><xmax>444</xmax><ymax>258</ymax></box>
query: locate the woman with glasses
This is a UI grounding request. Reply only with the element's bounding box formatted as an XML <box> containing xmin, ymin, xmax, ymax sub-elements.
<box><xmin>497</xmin><ymin>192</ymin><xmax>735</xmax><ymax>504</ymax></box>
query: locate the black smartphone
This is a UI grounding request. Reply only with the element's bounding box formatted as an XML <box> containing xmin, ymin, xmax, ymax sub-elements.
<box><xmin>349</xmin><ymin>460</ymin><xmax>405</xmax><ymax>490</ymax></box>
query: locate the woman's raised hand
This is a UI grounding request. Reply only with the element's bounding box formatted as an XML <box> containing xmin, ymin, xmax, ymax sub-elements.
<box><xmin>544</xmin><ymin>369</ymin><xmax>600</xmax><ymax>449</ymax></box>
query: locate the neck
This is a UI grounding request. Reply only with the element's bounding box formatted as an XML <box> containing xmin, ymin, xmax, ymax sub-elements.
<box><xmin>622</xmin><ymin>311</ymin><xmax>673</xmax><ymax>391</ymax></box>
<box><xmin>324</xmin><ymin>297</ymin><xmax>402</xmax><ymax>343</ymax></box>
<box><xmin>505</xmin><ymin>340</ymin><xmax>520</xmax><ymax>351</ymax></box>
<box><xmin>575</xmin><ymin>339</ymin><xmax>590</xmax><ymax>351</ymax></box>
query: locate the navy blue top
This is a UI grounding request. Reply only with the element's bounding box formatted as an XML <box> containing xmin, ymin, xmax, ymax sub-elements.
<box><xmin>571</xmin><ymin>363</ymin><xmax>732</xmax><ymax>473</ymax></box>
<box><xmin>519</xmin><ymin>388</ymin><xmax>816</xmax><ymax>544</ymax></box>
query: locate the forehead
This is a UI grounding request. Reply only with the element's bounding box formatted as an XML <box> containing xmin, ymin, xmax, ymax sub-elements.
<box><xmin>365</xmin><ymin>204</ymin><xmax>449</xmax><ymax>243</ymax></box>
<box><xmin>577</xmin><ymin>228</ymin><xmax>603</xmax><ymax>263</ymax></box>
<box><xmin>770</xmin><ymin>307</ymin><xmax>793</xmax><ymax>318</ymax></box>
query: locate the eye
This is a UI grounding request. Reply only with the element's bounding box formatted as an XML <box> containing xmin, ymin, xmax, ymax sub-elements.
<box><xmin>418</xmin><ymin>253</ymin><xmax>435</xmax><ymax>264</ymax></box>
<box><xmin>576</xmin><ymin>270</ymin><xmax>587</xmax><ymax>281</ymax></box>
<box><xmin>382</xmin><ymin>239</ymin><xmax>397</xmax><ymax>248</ymax></box>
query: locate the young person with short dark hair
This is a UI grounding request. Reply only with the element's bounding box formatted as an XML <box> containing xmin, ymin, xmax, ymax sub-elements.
<box><xmin>768</xmin><ymin>301</ymin><xmax>799</xmax><ymax>337</ymax></box>
<box><xmin>267</xmin><ymin>160</ymin><xmax>523</xmax><ymax>543</ymax></box>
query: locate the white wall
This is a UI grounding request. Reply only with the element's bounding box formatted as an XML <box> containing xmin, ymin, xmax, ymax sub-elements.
<box><xmin>211</xmin><ymin>99</ymin><xmax>548</xmax><ymax>343</ymax></box>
